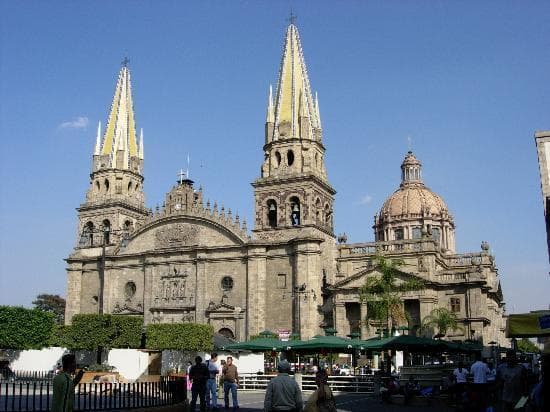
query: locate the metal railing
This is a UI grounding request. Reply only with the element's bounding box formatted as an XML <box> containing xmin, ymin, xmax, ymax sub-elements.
<box><xmin>238</xmin><ymin>373</ymin><xmax>375</xmax><ymax>394</ymax></box>
<box><xmin>0</xmin><ymin>377</ymin><xmax>182</xmax><ymax>412</ymax></box>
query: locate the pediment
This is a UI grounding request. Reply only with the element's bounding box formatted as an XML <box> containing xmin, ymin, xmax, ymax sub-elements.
<box><xmin>122</xmin><ymin>215</ymin><xmax>246</xmax><ymax>254</ymax></box>
<box><xmin>331</xmin><ymin>266</ymin><xmax>424</xmax><ymax>290</ymax></box>
<box><xmin>206</xmin><ymin>301</ymin><xmax>241</xmax><ymax>313</ymax></box>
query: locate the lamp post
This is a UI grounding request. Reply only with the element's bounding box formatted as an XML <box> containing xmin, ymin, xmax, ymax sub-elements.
<box><xmin>282</xmin><ymin>283</ymin><xmax>316</xmax><ymax>339</ymax></box>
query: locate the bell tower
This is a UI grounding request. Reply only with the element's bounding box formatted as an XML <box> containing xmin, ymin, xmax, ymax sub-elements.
<box><xmin>252</xmin><ymin>22</ymin><xmax>336</xmax><ymax>237</ymax></box>
<box><xmin>76</xmin><ymin>61</ymin><xmax>149</xmax><ymax>248</ymax></box>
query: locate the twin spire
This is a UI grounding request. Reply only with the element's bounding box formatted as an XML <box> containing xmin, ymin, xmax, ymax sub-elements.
<box><xmin>94</xmin><ymin>65</ymin><xmax>143</xmax><ymax>172</ymax></box>
<box><xmin>266</xmin><ymin>23</ymin><xmax>322</xmax><ymax>142</ymax></box>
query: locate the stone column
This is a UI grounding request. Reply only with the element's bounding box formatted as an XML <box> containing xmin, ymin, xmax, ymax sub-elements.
<box><xmin>334</xmin><ymin>302</ymin><xmax>348</xmax><ymax>337</ymax></box>
<box><xmin>195</xmin><ymin>252</ymin><xmax>207</xmax><ymax>323</ymax></box>
<box><xmin>65</xmin><ymin>266</ymin><xmax>82</xmax><ymax>324</ymax></box>
<box><xmin>360</xmin><ymin>302</ymin><xmax>368</xmax><ymax>339</ymax></box>
<box><xmin>143</xmin><ymin>259</ymin><xmax>153</xmax><ymax>324</ymax></box>
<box><xmin>247</xmin><ymin>246</ymin><xmax>267</xmax><ymax>337</ymax></box>
<box><xmin>295</xmin><ymin>240</ymin><xmax>321</xmax><ymax>339</ymax></box>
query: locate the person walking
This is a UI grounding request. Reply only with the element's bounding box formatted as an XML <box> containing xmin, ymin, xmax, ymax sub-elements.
<box><xmin>189</xmin><ymin>356</ymin><xmax>209</xmax><ymax>412</ymax></box>
<box><xmin>222</xmin><ymin>356</ymin><xmax>239</xmax><ymax>410</ymax></box>
<box><xmin>205</xmin><ymin>353</ymin><xmax>221</xmax><ymax>409</ymax></box>
<box><xmin>498</xmin><ymin>351</ymin><xmax>528</xmax><ymax>412</ymax></box>
<box><xmin>264</xmin><ymin>360</ymin><xmax>303</xmax><ymax>412</ymax></box>
<box><xmin>51</xmin><ymin>354</ymin><xmax>84</xmax><ymax>412</ymax></box>
<box><xmin>452</xmin><ymin>361</ymin><xmax>469</xmax><ymax>404</ymax></box>
<box><xmin>470</xmin><ymin>354</ymin><xmax>490</xmax><ymax>410</ymax></box>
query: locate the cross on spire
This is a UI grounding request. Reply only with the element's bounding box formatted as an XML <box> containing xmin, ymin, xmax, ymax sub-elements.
<box><xmin>287</xmin><ymin>10</ymin><xmax>297</xmax><ymax>25</ymax></box>
<box><xmin>121</xmin><ymin>56</ymin><xmax>130</xmax><ymax>67</ymax></box>
<box><xmin>177</xmin><ymin>168</ymin><xmax>186</xmax><ymax>184</ymax></box>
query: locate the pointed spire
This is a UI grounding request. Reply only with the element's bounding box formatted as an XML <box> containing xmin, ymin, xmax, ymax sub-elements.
<box><xmin>271</xmin><ymin>23</ymin><xmax>320</xmax><ymax>140</ymax></box>
<box><xmin>315</xmin><ymin>92</ymin><xmax>321</xmax><ymax>129</ymax></box>
<box><xmin>99</xmin><ymin>64</ymin><xmax>139</xmax><ymax>170</ymax></box>
<box><xmin>94</xmin><ymin>121</ymin><xmax>101</xmax><ymax>156</ymax></box>
<box><xmin>266</xmin><ymin>84</ymin><xmax>275</xmax><ymax>123</ymax></box>
<box><xmin>139</xmin><ymin>128</ymin><xmax>144</xmax><ymax>160</ymax></box>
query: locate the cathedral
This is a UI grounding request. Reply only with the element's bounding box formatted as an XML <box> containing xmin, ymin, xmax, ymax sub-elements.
<box><xmin>65</xmin><ymin>22</ymin><xmax>508</xmax><ymax>347</ymax></box>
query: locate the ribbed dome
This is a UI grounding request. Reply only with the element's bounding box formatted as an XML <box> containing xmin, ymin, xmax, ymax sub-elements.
<box><xmin>380</xmin><ymin>184</ymin><xmax>449</xmax><ymax>219</ymax></box>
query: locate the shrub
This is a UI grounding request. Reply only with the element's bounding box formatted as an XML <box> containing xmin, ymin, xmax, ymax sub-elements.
<box><xmin>146</xmin><ymin>323</ymin><xmax>213</xmax><ymax>351</ymax></box>
<box><xmin>0</xmin><ymin>306</ymin><xmax>56</xmax><ymax>350</ymax></box>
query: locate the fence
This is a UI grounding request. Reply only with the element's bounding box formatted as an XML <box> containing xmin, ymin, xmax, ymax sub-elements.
<box><xmin>0</xmin><ymin>377</ymin><xmax>182</xmax><ymax>412</ymax></box>
<box><xmin>238</xmin><ymin>373</ymin><xmax>375</xmax><ymax>393</ymax></box>
<box><xmin>0</xmin><ymin>371</ymin><xmax>54</xmax><ymax>384</ymax></box>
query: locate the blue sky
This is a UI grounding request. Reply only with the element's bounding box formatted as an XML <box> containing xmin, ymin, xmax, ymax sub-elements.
<box><xmin>1</xmin><ymin>1</ymin><xmax>549</xmax><ymax>314</ymax></box>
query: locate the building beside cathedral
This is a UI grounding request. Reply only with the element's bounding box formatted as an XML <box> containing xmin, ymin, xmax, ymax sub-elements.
<box><xmin>65</xmin><ymin>23</ymin><xmax>508</xmax><ymax>346</ymax></box>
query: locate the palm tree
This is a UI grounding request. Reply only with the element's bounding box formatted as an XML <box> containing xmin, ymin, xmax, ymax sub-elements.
<box><xmin>421</xmin><ymin>307</ymin><xmax>464</xmax><ymax>338</ymax></box>
<box><xmin>359</xmin><ymin>255</ymin><xmax>424</xmax><ymax>335</ymax></box>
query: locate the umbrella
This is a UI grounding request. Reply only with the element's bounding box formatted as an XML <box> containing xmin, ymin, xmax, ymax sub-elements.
<box><xmin>352</xmin><ymin>335</ymin><xmax>446</xmax><ymax>352</ymax></box>
<box><xmin>221</xmin><ymin>337</ymin><xmax>284</xmax><ymax>352</ymax></box>
<box><xmin>284</xmin><ymin>335</ymin><xmax>355</xmax><ymax>352</ymax></box>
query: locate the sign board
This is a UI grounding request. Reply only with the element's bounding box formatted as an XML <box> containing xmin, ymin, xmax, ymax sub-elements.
<box><xmin>277</xmin><ymin>328</ymin><xmax>291</xmax><ymax>341</ymax></box>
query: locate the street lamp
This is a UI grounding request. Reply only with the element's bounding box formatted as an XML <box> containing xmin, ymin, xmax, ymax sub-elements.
<box><xmin>282</xmin><ymin>283</ymin><xmax>317</xmax><ymax>338</ymax></box>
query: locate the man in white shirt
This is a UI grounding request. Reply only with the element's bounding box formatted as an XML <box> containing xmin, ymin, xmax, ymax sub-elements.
<box><xmin>471</xmin><ymin>354</ymin><xmax>490</xmax><ymax>384</ymax></box>
<box><xmin>205</xmin><ymin>353</ymin><xmax>221</xmax><ymax>409</ymax></box>
<box><xmin>470</xmin><ymin>353</ymin><xmax>490</xmax><ymax>410</ymax></box>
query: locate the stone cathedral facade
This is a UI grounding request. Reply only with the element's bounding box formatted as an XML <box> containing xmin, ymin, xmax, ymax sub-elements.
<box><xmin>65</xmin><ymin>23</ymin><xmax>508</xmax><ymax>346</ymax></box>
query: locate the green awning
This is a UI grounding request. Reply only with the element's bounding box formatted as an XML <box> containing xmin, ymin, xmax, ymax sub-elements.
<box><xmin>284</xmin><ymin>335</ymin><xmax>355</xmax><ymax>352</ymax></box>
<box><xmin>221</xmin><ymin>337</ymin><xmax>284</xmax><ymax>352</ymax></box>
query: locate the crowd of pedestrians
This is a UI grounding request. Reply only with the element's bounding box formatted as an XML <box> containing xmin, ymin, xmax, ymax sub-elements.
<box><xmin>447</xmin><ymin>350</ymin><xmax>547</xmax><ymax>412</ymax></box>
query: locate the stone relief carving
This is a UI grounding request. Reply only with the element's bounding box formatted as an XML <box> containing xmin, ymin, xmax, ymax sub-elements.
<box><xmin>153</xmin><ymin>267</ymin><xmax>195</xmax><ymax>308</ymax></box>
<box><xmin>155</xmin><ymin>223</ymin><xmax>199</xmax><ymax>247</ymax></box>
<box><xmin>112</xmin><ymin>302</ymin><xmax>143</xmax><ymax>314</ymax></box>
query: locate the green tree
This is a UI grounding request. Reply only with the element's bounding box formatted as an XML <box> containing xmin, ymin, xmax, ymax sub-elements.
<box><xmin>146</xmin><ymin>323</ymin><xmax>213</xmax><ymax>351</ymax></box>
<box><xmin>0</xmin><ymin>306</ymin><xmax>56</xmax><ymax>349</ymax></box>
<box><xmin>359</xmin><ymin>255</ymin><xmax>424</xmax><ymax>334</ymax></box>
<box><xmin>421</xmin><ymin>307</ymin><xmax>464</xmax><ymax>338</ymax></box>
<box><xmin>32</xmin><ymin>294</ymin><xmax>66</xmax><ymax>324</ymax></box>
<box><xmin>517</xmin><ymin>338</ymin><xmax>539</xmax><ymax>353</ymax></box>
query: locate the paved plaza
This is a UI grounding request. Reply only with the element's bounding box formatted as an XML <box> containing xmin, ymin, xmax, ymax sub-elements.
<box><xmin>113</xmin><ymin>391</ymin><xmax>453</xmax><ymax>412</ymax></box>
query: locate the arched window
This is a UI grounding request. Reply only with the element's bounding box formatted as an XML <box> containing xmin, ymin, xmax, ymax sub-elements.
<box><xmin>412</xmin><ymin>227</ymin><xmax>422</xmax><ymax>239</ymax></box>
<box><xmin>102</xmin><ymin>219</ymin><xmax>111</xmax><ymax>244</ymax></box>
<box><xmin>287</xmin><ymin>150</ymin><xmax>294</xmax><ymax>166</ymax></box>
<box><xmin>95</xmin><ymin>181</ymin><xmax>100</xmax><ymax>191</ymax></box>
<box><xmin>79</xmin><ymin>221</ymin><xmax>95</xmax><ymax>247</ymax></box>
<box><xmin>290</xmin><ymin>196</ymin><xmax>300</xmax><ymax>226</ymax></box>
<box><xmin>104</xmin><ymin>179</ymin><xmax>110</xmax><ymax>192</ymax></box>
<box><xmin>127</xmin><ymin>181</ymin><xmax>132</xmax><ymax>191</ymax></box>
<box><xmin>124</xmin><ymin>220</ymin><xmax>133</xmax><ymax>232</ymax></box>
<box><xmin>267</xmin><ymin>200</ymin><xmax>277</xmax><ymax>228</ymax></box>
<box><xmin>275</xmin><ymin>151</ymin><xmax>281</xmax><ymax>167</ymax></box>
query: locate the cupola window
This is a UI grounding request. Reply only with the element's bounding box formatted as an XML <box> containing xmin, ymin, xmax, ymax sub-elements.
<box><xmin>267</xmin><ymin>200</ymin><xmax>277</xmax><ymax>228</ymax></box>
<box><xmin>412</xmin><ymin>227</ymin><xmax>422</xmax><ymax>239</ymax></box>
<box><xmin>432</xmin><ymin>227</ymin><xmax>440</xmax><ymax>243</ymax></box>
<box><xmin>290</xmin><ymin>196</ymin><xmax>300</xmax><ymax>226</ymax></box>
<box><xmin>394</xmin><ymin>228</ymin><xmax>404</xmax><ymax>240</ymax></box>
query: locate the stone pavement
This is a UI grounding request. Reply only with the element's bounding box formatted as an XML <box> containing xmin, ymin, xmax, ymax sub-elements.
<box><xmin>110</xmin><ymin>391</ymin><xmax>454</xmax><ymax>412</ymax></box>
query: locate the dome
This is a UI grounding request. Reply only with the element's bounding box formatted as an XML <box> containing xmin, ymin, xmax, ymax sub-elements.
<box><xmin>380</xmin><ymin>184</ymin><xmax>450</xmax><ymax>219</ymax></box>
<box><xmin>374</xmin><ymin>151</ymin><xmax>455</xmax><ymax>252</ymax></box>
